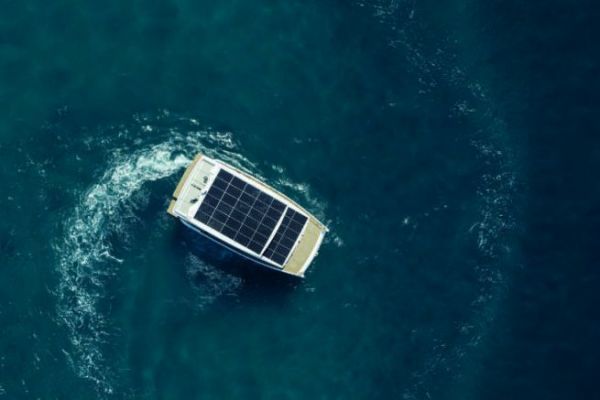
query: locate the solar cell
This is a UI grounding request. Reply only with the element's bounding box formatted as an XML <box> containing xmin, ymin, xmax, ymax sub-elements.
<box><xmin>263</xmin><ymin>208</ymin><xmax>308</xmax><ymax>265</ymax></box>
<box><xmin>194</xmin><ymin>169</ymin><xmax>286</xmax><ymax>256</ymax></box>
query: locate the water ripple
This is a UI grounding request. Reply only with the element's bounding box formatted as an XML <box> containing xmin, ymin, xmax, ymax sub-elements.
<box><xmin>53</xmin><ymin>114</ymin><xmax>333</xmax><ymax>393</ymax></box>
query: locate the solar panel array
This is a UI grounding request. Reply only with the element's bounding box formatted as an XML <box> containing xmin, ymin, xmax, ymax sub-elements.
<box><xmin>194</xmin><ymin>169</ymin><xmax>286</xmax><ymax>256</ymax></box>
<box><xmin>263</xmin><ymin>208</ymin><xmax>308</xmax><ymax>265</ymax></box>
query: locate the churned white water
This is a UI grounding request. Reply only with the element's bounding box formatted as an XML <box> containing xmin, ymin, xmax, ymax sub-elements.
<box><xmin>53</xmin><ymin>119</ymin><xmax>332</xmax><ymax>393</ymax></box>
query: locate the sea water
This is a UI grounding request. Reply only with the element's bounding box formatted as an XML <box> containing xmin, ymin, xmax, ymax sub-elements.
<box><xmin>0</xmin><ymin>1</ymin><xmax>596</xmax><ymax>399</ymax></box>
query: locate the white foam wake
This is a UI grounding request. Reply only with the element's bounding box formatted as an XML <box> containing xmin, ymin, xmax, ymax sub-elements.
<box><xmin>54</xmin><ymin>117</ymin><xmax>333</xmax><ymax>393</ymax></box>
<box><xmin>360</xmin><ymin>1</ymin><xmax>518</xmax><ymax>398</ymax></box>
<box><xmin>54</xmin><ymin>140</ymin><xmax>194</xmax><ymax>393</ymax></box>
<box><xmin>53</xmin><ymin>127</ymin><xmax>246</xmax><ymax>393</ymax></box>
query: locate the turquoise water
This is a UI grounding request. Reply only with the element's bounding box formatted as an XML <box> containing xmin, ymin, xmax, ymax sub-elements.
<box><xmin>1</xmin><ymin>1</ymin><xmax>597</xmax><ymax>399</ymax></box>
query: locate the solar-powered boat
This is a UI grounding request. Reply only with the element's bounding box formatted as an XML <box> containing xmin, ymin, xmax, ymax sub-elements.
<box><xmin>167</xmin><ymin>154</ymin><xmax>327</xmax><ymax>277</ymax></box>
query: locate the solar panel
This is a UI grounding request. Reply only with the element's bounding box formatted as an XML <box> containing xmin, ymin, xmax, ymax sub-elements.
<box><xmin>194</xmin><ymin>169</ymin><xmax>286</xmax><ymax>255</ymax></box>
<box><xmin>263</xmin><ymin>208</ymin><xmax>308</xmax><ymax>265</ymax></box>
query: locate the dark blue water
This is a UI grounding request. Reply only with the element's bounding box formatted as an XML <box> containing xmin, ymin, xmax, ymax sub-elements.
<box><xmin>1</xmin><ymin>1</ymin><xmax>598</xmax><ymax>399</ymax></box>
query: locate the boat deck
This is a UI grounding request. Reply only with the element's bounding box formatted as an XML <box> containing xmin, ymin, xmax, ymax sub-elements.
<box><xmin>168</xmin><ymin>153</ymin><xmax>326</xmax><ymax>277</ymax></box>
<box><xmin>282</xmin><ymin>218</ymin><xmax>323</xmax><ymax>276</ymax></box>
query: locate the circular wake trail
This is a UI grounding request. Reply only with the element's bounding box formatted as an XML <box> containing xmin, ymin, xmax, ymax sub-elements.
<box><xmin>54</xmin><ymin>139</ymin><xmax>194</xmax><ymax>393</ymax></box>
<box><xmin>360</xmin><ymin>1</ymin><xmax>519</xmax><ymax>398</ymax></box>
<box><xmin>53</xmin><ymin>128</ymin><xmax>246</xmax><ymax>393</ymax></box>
<box><xmin>53</xmin><ymin>119</ymin><xmax>334</xmax><ymax>393</ymax></box>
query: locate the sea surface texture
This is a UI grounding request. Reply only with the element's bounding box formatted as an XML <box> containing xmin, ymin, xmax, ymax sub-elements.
<box><xmin>1</xmin><ymin>1</ymin><xmax>598</xmax><ymax>399</ymax></box>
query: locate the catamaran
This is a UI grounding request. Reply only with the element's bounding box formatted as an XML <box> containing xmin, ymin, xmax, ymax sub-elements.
<box><xmin>167</xmin><ymin>154</ymin><xmax>327</xmax><ymax>277</ymax></box>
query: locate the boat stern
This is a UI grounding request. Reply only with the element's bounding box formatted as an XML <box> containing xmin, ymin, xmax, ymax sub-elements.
<box><xmin>167</xmin><ymin>154</ymin><xmax>216</xmax><ymax>218</ymax></box>
<box><xmin>281</xmin><ymin>217</ymin><xmax>327</xmax><ymax>277</ymax></box>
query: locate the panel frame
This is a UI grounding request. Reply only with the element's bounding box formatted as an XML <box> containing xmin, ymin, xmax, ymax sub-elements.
<box><xmin>196</xmin><ymin>170</ymin><xmax>285</xmax><ymax>255</ymax></box>
<box><xmin>259</xmin><ymin>206</ymin><xmax>288</xmax><ymax>255</ymax></box>
<box><xmin>187</xmin><ymin>164</ymin><xmax>307</xmax><ymax>268</ymax></box>
<box><xmin>262</xmin><ymin>207</ymin><xmax>309</xmax><ymax>266</ymax></box>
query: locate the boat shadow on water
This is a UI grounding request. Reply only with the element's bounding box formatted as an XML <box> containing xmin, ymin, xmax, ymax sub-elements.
<box><xmin>172</xmin><ymin>225</ymin><xmax>300</xmax><ymax>305</ymax></box>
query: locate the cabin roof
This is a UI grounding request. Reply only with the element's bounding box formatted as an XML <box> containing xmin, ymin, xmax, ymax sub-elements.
<box><xmin>168</xmin><ymin>154</ymin><xmax>326</xmax><ymax>277</ymax></box>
